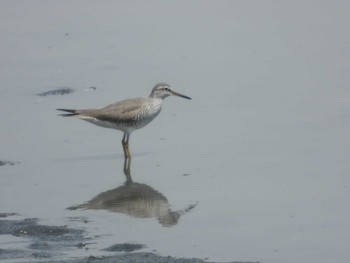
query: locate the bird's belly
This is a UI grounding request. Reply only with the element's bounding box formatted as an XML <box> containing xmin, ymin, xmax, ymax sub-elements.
<box><xmin>82</xmin><ymin>117</ymin><xmax>123</xmax><ymax>130</ymax></box>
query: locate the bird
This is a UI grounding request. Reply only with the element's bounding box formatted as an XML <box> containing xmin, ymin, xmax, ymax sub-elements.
<box><xmin>57</xmin><ymin>83</ymin><xmax>191</xmax><ymax>159</ymax></box>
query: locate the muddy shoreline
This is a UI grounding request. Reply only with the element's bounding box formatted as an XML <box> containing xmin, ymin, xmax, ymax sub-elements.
<box><xmin>0</xmin><ymin>214</ymin><xmax>252</xmax><ymax>263</ymax></box>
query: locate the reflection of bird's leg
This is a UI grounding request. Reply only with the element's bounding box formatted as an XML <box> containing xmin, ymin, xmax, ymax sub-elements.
<box><xmin>122</xmin><ymin>133</ymin><xmax>131</xmax><ymax>159</ymax></box>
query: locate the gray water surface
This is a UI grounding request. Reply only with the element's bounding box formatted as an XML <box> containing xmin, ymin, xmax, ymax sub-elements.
<box><xmin>1</xmin><ymin>1</ymin><xmax>350</xmax><ymax>262</ymax></box>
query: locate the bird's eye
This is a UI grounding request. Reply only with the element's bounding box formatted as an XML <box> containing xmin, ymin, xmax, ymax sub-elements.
<box><xmin>164</xmin><ymin>87</ymin><xmax>170</xmax><ymax>91</ymax></box>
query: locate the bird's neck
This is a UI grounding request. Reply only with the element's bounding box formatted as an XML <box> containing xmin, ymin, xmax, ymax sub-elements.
<box><xmin>149</xmin><ymin>94</ymin><xmax>165</xmax><ymax>100</ymax></box>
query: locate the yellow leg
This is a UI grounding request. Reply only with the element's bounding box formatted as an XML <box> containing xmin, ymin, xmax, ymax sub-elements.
<box><xmin>123</xmin><ymin>154</ymin><xmax>132</xmax><ymax>183</ymax></box>
<box><xmin>122</xmin><ymin>133</ymin><xmax>131</xmax><ymax>159</ymax></box>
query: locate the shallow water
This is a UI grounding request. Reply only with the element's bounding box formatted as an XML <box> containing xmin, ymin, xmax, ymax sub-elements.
<box><xmin>1</xmin><ymin>1</ymin><xmax>350</xmax><ymax>262</ymax></box>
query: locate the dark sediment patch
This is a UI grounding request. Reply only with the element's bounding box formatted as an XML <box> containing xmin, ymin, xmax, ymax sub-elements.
<box><xmin>103</xmin><ymin>243</ymin><xmax>145</xmax><ymax>252</ymax></box>
<box><xmin>36</xmin><ymin>88</ymin><xmax>74</xmax><ymax>96</ymax></box>
<box><xmin>0</xmin><ymin>212</ymin><xmax>19</xmax><ymax>218</ymax></box>
<box><xmin>0</xmin><ymin>248</ymin><xmax>56</xmax><ymax>261</ymax></box>
<box><xmin>0</xmin><ymin>218</ymin><xmax>38</xmax><ymax>235</ymax></box>
<box><xmin>0</xmin><ymin>217</ymin><xmax>87</xmax><ymax>261</ymax></box>
<box><xmin>0</xmin><ymin>248</ymin><xmax>32</xmax><ymax>261</ymax></box>
<box><xmin>27</xmin><ymin>252</ymin><xmax>256</xmax><ymax>263</ymax></box>
<box><xmin>12</xmin><ymin>222</ymin><xmax>87</xmax><ymax>248</ymax></box>
<box><xmin>68</xmin><ymin>216</ymin><xmax>90</xmax><ymax>224</ymax></box>
<box><xmin>0</xmin><ymin>160</ymin><xmax>17</xmax><ymax>166</ymax></box>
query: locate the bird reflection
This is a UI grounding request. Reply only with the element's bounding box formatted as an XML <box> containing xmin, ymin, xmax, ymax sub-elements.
<box><xmin>68</xmin><ymin>158</ymin><xmax>197</xmax><ymax>227</ymax></box>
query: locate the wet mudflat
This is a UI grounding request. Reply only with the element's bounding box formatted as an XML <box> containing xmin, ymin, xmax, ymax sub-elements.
<box><xmin>1</xmin><ymin>1</ymin><xmax>350</xmax><ymax>263</ymax></box>
<box><xmin>0</xmin><ymin>214</ymin><xmax>245</xmax><ymax>263</ymax></box>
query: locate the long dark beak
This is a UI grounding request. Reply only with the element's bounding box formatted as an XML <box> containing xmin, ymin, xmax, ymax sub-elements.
<box><xmin>171</xmin><ymin>90</ymin><xmax>192</xmax><ymax>100</ymax></box>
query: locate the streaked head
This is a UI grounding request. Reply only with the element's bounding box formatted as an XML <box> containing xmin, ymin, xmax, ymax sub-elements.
<box><xmin>149</xmin><ymin>83</ymin><xmax>191</xmax><ymax>100</ymax></box>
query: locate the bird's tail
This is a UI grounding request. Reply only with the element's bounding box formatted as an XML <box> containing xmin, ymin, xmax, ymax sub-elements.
<box><xmin>57</xmin><ymin>108</ymin><xmax>79</xmax><ymax>117</ymax></box>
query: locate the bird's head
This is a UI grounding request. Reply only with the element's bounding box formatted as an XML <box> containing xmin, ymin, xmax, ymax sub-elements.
<box><xmin>150</xmin><ymin>83</ymin><xmax>191</xmax><ymax>100</ymax></box>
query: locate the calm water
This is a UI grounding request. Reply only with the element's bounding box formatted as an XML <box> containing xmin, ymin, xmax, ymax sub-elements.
<box><xmin>1</xmin><ymin>1</ymin><xmax>350</xmax><ymax>262</ymax></box>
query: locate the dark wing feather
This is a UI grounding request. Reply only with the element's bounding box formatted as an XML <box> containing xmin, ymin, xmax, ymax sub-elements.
<box><xmin>57</xmin><ymin>108</ymin><xmax>79</xmax><ymax>117</ymax></box>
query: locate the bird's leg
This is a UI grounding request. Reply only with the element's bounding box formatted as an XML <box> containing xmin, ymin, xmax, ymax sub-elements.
<box><xmin>123</xmin><ymin>154</ymin><xmax>132</xmax><ymax>184</ymax></box>
<box><xmin>125</xmin><ymin>133</ymin><xmax>131</xmax><ymax>159</ymax></box>
<box><xmin>122</xmin><ymin>133</ymin><xmax>127</xmax><ymax>158</ymax></box>
<box><xmin>122</xmin><ymin>133</ymin><xmax>131</xmax><ymax>159</ymax></box>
